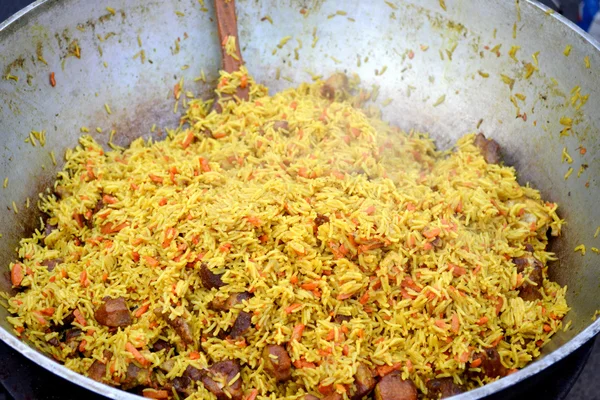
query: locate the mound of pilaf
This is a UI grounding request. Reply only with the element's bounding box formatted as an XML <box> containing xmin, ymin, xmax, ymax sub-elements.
<box><xmin>3</xmin><ymin>69</ymin><xmax>569</xmax><ymax>400</ymax></box>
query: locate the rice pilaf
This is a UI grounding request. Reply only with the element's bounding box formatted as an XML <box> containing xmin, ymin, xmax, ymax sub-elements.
<box><xmin>4</xmin><ymin>69</ymin><xmax>568</xmax><ymax>400</ymax></box>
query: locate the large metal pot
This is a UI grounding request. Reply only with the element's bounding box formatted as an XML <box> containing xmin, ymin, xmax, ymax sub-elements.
<box><xmin>0</xmin><ymin>0</ymin><xmax>599</xmax><ymax>398</ymax></box>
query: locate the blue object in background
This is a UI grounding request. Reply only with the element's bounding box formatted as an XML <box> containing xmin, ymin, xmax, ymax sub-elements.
<box><xmin>579</xmin><ymin>0</ymin><xmax>600</xmax><ymax>33</ymax></box>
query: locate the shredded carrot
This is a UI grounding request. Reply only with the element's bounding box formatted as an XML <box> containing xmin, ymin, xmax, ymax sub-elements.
<box><xmin>359</xmin><ymin>291</ymin><xmax>370</xmax><ymax>305</ymax></box>
<box><xmin>285</xmin><ymin>303</ymin><xmax>302</xmax><ymax>314</ymax></box>
<box><xmin>376</xmin><ymin>362</ymin><xmax>402</xmax><ymax>377</ymax></box>
<box><xmin>290</xmin><ymin>275</ymin><xmax>298</xmax><ymax>285</ymax></box>
<box><xmin>79</xmin><ymin>270</ymin><xmax>89</xmax><ymax>287</ymax></box>
<box><xmin>49</xmin><ymin>72</ymin><xmax>56</xmax><ymax>87</ymax></box>
<box><xmin>325</xmin><ymin>329</ymin><xmax>336</xmax><ymax>341</ymax></box>
<box><xmin>434</xmin><ymin>319</ymin><xmax>447</xmax><ymax>329</ymax></box>
<box><xmin>293</xmin><ymin>359</ymin><xmax>316</xmax><ymax>369</ymax></box>
<box><xmin>543</xmin><ymin>324</ymin><xmax>552</xmax><ymax>332</ymax></box>
<box><xmin>189</xmin><ymin>351</ymin><xmax>200</xmax><ymax>360</ymax></box>
<box><xmin>470</xmin><ymin>358</ymin><xmax>482</xmax><ymax>368</ymax></box>
<box><xmin>476</xmin><ymin>316</ymin><xmax>489</xmax><ymax>325</ymax></box>
<box><xmin>102</xmin><ymin>194</ymin><xmax>118</xmax><ymax>204</ymax></box>
<box><xmin>181</xmin><ymin>131</ymin><xmax>194</xmax><ymax>149</ymax></box>
<box><xmin>126</xmin><ymin>342</ymin><xmax>150</xmax><ymax>366</ymax></box>
<box><xmin>364</xmin><ymin>205</ymin><xmax>376</xmax><ymax>215</ymax></box>
<box><xmin>143</xmin><ymin>256</ymin><xmax>159</xmax><ymax>267</ymax></box>
<box><xmin>451</xmin><ymin>314</ymin><xmax>460</xmax><ymax>334</ymax></box>
<box><xmin>240</xmin><ymin>75</ymin><xmax>248</xmax><ymax>89</ymax></box>
<box><xmin>10</xmin><ymin>264</ymin><xmax>24</xmax><ymax>286</ymax></box>
<box><xmin>135</xmin><ymin>302</ymin><xmax>150</xmax><ymax>318</ymax></box>
<box><xmin>199</xmin><ymin>157</ymin><xmax>211</xmax><ymax>172</ymax></box>
<box><xmin>142</xmin><ymin>389</ymin><xmax>169</xmax><ymax>399</ymax></box>
<box><xmin>458</xmin><ymin>352</ymin><xmax>470</xmax><ymax>363</ymax></box>
<box><xmin>450</xmin><ymin>264</ymin><xmax>467</xmax><ymax>277</ymax></box>
<box><xmin>300</xmin><ymin>282</ymin><xmax>319</xmax><ymax>290</ymax></box>
<box><xmin>423</xmin><ymin>227</ymin><xmax>441</xmax><ymax>238</ymax></box>
<box><xmin>73</xmin><ymin>309</ymin><xmax>87</xmax><ymax>326</ymax></box>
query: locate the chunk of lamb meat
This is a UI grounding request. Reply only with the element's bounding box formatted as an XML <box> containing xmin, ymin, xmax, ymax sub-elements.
<box><xmin>230</xmin><ymin>311</ymin><xmax>252</xmax><ymax>339</ymax></box>
<box><xmin>426</xmin><ymin>377</ymin><xmax>466</xmax><ymax>399</ymax></box>
<box><xmin>321</xmin><ymin>73</ymin><xmax>349</xmax><ymax>100</ymax></box>
<box><xmin>41</xmin><ymin>257</ymin><xmax>63</xmax><ymax>272</ymax></box>
<box><xmin>209</xmin><ymin>292</ymin><xmax>252</xmax><ymax>312</ymax></box>
<box><xmin>199</xmin><ymin>360</ymin><xmax>243</xmax><ymax>400</ymax></box>
<box><xmin>94</xmin><ymin>297</ymin><xmax>132</xmax><ymax>327</ymax></box>
<box><xmin>348</xmin><ymin>363</ymin><xmax>376</xmax><ymax>400</ymax></box>
<box><xmin>121</xmin><ymin>363</ymin><xmax>151</xmax><ymax>390</ymax></box>
<box><xmin>87</xmin><ymin>360</ymin><xmax>107</xmax><ymax>382</ymax></box>
<box><xmin>172</xmin><ymin>375</ymin><xmax>193</xmax><ymax>397</ymax></box>
<box><xmin>262</xmin><ymin>344</ymin><xmax>292</xmax><ymax>382</ymax></box>
<box><xmin>374</xmin><ymin>371</ymin><xmax>418</xmax><ymax>400</ymax></box>
<box><xmin>200</xmin><ymin>263</ymin><xmax>225</xmax><ymax>289</ymax></box>
<box><xmin>513</xmin><ymin>255</ymin><xmax>544</xmax><ymax>301</ymax></box>
<box><xmin>272</xmin><ymin>120</ymin><xmax>290</xmax><ymax>133</ymax></box>
<box><xmin>473</xmin><ymin>133</ymin><xmax>501</xmax><ymax>164</ymax></box>
<box><xmin>472</xmin><ymin>348</ymin><xmax>507</xmax><ymax>378</ymax></box>
<box><xmin>152</xmin><ymin>339</ymin><xmax>173</xmax><ymax>352</ymax></box>
<box><xmin>64</xmin><ymin>328</ymin><xmax>82</xmax><ymax>351</ymax></box>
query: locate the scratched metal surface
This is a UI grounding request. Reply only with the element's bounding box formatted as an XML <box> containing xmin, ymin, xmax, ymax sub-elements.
<box><xmin>0</xmin><ymin>0</ymin><xmax>599</xmax><ymax>399</ymax></box>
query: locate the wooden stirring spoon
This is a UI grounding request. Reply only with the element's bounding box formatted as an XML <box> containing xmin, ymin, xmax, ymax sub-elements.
<box><xmin>214</xmin><ymin>0</ymin><xmax>249</xmax><ymax>106</ymax></box>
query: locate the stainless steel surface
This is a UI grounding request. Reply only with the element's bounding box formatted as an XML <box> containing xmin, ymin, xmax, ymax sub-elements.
<box><xmin>0</xmin><ymin>0</ymin><xmax>599</xmax><ymax>399</ymax></box>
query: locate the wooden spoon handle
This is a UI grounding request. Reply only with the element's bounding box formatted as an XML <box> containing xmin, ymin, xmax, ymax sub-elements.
<box><xmin>213</xmin><ymin>0</ymin><xmax>249</xmax><ymax>103</ymax></box>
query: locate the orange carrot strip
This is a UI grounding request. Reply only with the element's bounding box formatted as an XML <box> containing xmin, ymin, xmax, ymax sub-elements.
<box><xmin>143</xmin><ymin>256</ymin><xmax>159</xmax><ymax>267</ymax></box>
<box><xmin>423</xmin><ymin>227</ymin><xmax>441</xmax><ymax>238</ymax></box>
<box><xmin>11</xmin><ymin>264</ymin><xmax>24</xmax><ymax>286</ymax></box>
<box><xmin>359</xmin><ymin>291</ymin><xmax>370</xmax><ymax>305</ymax></box>
<box><xmin>476</xmin><ymin>316</ymin><xmax>489</xmax><ymax>325</ymax></box>
<box><xmin>49</xmin><ymin>72</ymin><xmax>56</xmax><ymax>87</ymax></box>
<box><xmin>470</xmin><ymin>358</ymin><xmax>482</xmax><ymax>368</ymax></box>
<box><xmin>181</xmin><ymin>131</ymin><xmax>194</xmax><ymax>149</ymax></box>
<box><xmin>135</xmin><ymin>303</ymin><xmax>150</xmax><ymax>318</ymax></box>
<box><xmin>102</xmin><ymin>194</ymin><xmax>118</xmax><ymax>204</ymax></box>
<box><xmin>451</xmin><ymin>314</ymin><xmax>460</xmax><ymax>334</ymax></box>
<box><xmin>73</xmin><ymin>309</ymin><xmax>87</xmax><ymax>326</ymax></box>
<box><xmin>189</xmin><ymin>351</ymin><xmax>200</xmax><ymax>360</ymax></box>
<box><xmin>291</xmin><ymin>324</ymin><xmax>305</xmax><ymax>342</ymax></box>
<box><xmin>126</xmin><ymin>342</ymin><xmax>150</xmax><ymax>367</ymax></box>
<box><xmin>142</xmin><ymin>389</ymin><xmax>169</xmax><ymax>399</ymax></box>
<box><xmin>300</xmin><ymin>282</ymin><xmax>319</xmax><ymax>291</ymax></box>
<box><xmin>285</xmin><ymin>303</ymin><xmax>302</xmax><ymax>314</ymax></box>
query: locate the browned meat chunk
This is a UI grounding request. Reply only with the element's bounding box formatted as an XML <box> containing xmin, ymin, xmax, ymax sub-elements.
<box><xmin>314</xmin><ymin>214</ymin><xmax>330</xmax><ymax>228</ymax></box>
<box><xmin>200</xmin><ymin>360</ymin><xmax>243</xmax><ymax>400</ymax></box>
<box><xmin>334</xmin><ymin>314</ymin><xmax>352</xmax><ymax>324</ymax></box>
<box><xmin>87</xmin><ymin>360</ymin><xmax>107</xmax><ymax>382</ymax></box>
<box><xmin>121</xmin><ymin>363</ymin><xmax>151</xmax><ymax>390</ymax></box>
<box><xmin>47</xmin><ymin>337</ymin><xmax>60</xmax><ymax>347</ymax></box>
<box><xmin>473</xmin><ymin>133</ymin><xmax>501</xmax><ymax>164</ymax></box>
<box><xmin>41</xmin><ymin>257</ymin><xmax>63</xmax><ymax>272</ymax></box>
<box><xmin>44</xmin><ymin>223</ymin><xmax>58</xmax><ymax>237</ymax></box>
<box><xmin>230</xmin><ymin>311</ymin><xmax>252</xmax><ymax>339</ymax></box>
<box><xmin>152</xmin><ymin>339</ymin><xmax>173</xmax><ymax>352</ymax></box>
<box><xmin>200</xmin><ymin>263</ymin><xmax>225</xmax><ymax>289</ymax></box>
<box><xmin>472</xmin><ymin>348</ymin><xmax>507</xmax><ymax>378</ymax></box>
<box><xmin>94</xmin><ymin>297</ymin><xmax>132</xmax><ymax>327</ymax></box>
<box><xmin>513</xmin><ymin>255</ymin><xmax>544</xmax><ymax>301</ymax></box>
<box><xmin>272</xmin><ymin>120</ymin><xmax>290</xmax><ymax>132</ymax></box>
<box><xmin>262</xmin><ymin>344</ymin><xmax>292</xmax><ymax>382</ymax></box>
<box><xmin>426</xmin><ymin>377</ymin><xmax>465</xmax><ymax>399</ymax></box>
<box><xmin>374</xmin><ymin>371</ymin><xmax>417</xmax><ymax>400</ymax></box>
<box><xmin>168</xmin><ymin>316</ymin><xmax>194</xmax><ymax>345</ymax></box>
<box><xmin>172</xmin><ymin>375</ymin><xmax>192</xmax><ymax>396</ymax></box>
<box><xmin>64</xmin><ymin>328</ymin><xmax>82</xmax><ymax>351</ymax></box>
<box><xmin>321</xmin><ymin>73</ymin><xmax>349</xmax><ymax>100</ymax></box>
<box><xmin>323</xmin><ymin>394</ymin><xmax>343</xmax><ymax>400</ymax></box>
<box><xmin>303</xmin><ymin>396</ymin><xmax>321</xmax><ymax>400</ymax></box>
<box><xmin>184</xmin><ymin>365</ymin><xmax>203</xmax><ymax>382</ymax></box>
<box><xmin>54</xmin><ymin>185</ymin><xmax>71</xmax><ymax>199</ymax></box>
<box><xmin>349</xmin><ymin>363</ymin><xmax>376</xmax><ymax>400</ymax></box>
<box><xmin>209</xmin><ymin>292</ymin><xmax>252</xmax><ymax>312</ymax></box>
